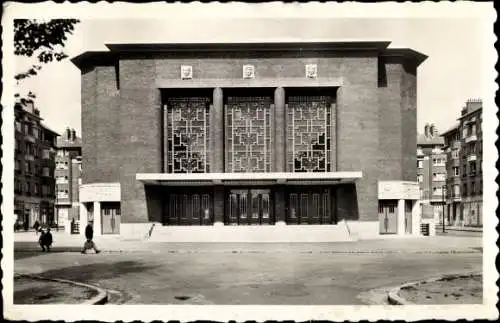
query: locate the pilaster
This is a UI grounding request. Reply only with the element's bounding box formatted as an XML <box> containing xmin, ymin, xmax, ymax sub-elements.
<box><xmin>213</xmin><ymin>87</ymin><xmax>224</xmax><ymax>173</ymax></box>
<box><xmin>274</xmin><ymin>87</ymin><xmax>286</xmax><ymax>172</ymax></box>
<box><xmin>93</xmin><ymin>201</ymin><xmax>102</xmax><ymax>236</ymax></box>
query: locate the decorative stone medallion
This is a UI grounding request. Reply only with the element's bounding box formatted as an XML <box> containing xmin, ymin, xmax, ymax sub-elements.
<box><xmin>243</xmin><ymin>64</ymin><xmax>255</xmax><ymax>79</ymax></box>
<box><xmin>181</xmin><ymin>65</ymin><xmax>193</xmax><ymax>79</ymax></box>
<box><xmin>305</xmin><ymin>64</ymin><xmax>318</xmax><ymax>78</ymax></box>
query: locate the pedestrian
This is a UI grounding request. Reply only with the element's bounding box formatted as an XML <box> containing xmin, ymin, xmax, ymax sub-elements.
<box><xmin>81</xmin><ymin>223</ymin><xmax>101</xmax><ymax>254</ymax></box>
<box><xmin>33</xmin><ymin>220</ymin><xmax>40</xmax><ymax>235</ymax></box>
<box><xmin>39</xmin><ymin>227</ymin><xmax>53</xmax><ymax>252</ymax></box>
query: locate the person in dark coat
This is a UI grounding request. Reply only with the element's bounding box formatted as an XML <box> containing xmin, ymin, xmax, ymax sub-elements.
<box><xmin>39</xmin><ymin>227</ymin><xmax>53</xmax><ymax>252</ymax></box>
<box><xmin>81</xmin><ymin>223</ymin><xmax>100</xmax><ymax>254</ymax></box>
<box><xmin>33</xmin><ymin>220</ymin><xmax>40</xmax><ymax>235</ymax></box>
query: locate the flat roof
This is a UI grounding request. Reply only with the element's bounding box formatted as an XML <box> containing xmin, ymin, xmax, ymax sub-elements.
<box><xmin>71</xmin><ymin>41</ymin><xmax>427</xmax><ymax>69</ymax></box>
<box><xmin>137</xmin><ymin>172</ymin><xmax>362</xmax><ymax>186</ymax></box>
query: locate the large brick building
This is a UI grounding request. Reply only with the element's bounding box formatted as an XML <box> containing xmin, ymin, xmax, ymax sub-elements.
<box><xmin>55</xmin><ymin>127</ymin><xmax>82</xmax><ymax>233</ymax></box>
<box><xmin>71</xmin><ymin>41</ymin><xmax>426</xmax><ymax>241</ymax></box>
<box><xmin>14</xmin><ymin>100</ymin><xmax>58</xmax><ymax>230</ymax></box>
<box><xmin>442</xmin><ymin>99</ymin><xmax>483</xmax><ymax>227</ymax></box>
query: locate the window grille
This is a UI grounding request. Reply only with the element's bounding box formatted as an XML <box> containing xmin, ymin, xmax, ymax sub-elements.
<box><xmin>166</xmin><ymin>97</ymin><xmax>210</xmax><ymax>173</ymax></box>
<box><xmin>286</xmin><ymin>96</ymin><xmax>333</xmax><ymax>172</ymax></box>
<box><xmin>225</xmin><ymin>96</ymin><xmax>272</xmax><ymax>172</ymax></box>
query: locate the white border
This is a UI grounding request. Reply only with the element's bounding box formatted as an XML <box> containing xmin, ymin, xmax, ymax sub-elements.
<box><xmin>2</xmin><ymin>1</ymin><xmax>497</xmax><ymax>321</ymax></box>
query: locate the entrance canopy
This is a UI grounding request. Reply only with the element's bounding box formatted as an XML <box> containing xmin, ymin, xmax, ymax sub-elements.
<box><xmin>136</xmin><ymin>172</ymin><xmax>362</xmax><ymax>186</ymax></box>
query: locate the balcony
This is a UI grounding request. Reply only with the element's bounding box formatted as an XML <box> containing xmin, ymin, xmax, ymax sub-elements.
<box><xmin>452</xmin><ymin>141</ymin><xmax>461</xmax><ymax>149</ymax></box>
<box><xmin>25</xmin><ymin>134</ymin><xmax>36</xmax><ymax>143</ymax></box>
<box><xmin>24</xmin><ymin>154</ymin><xmax>35</xmax><ymax>161</ymax></box>
<box><xmin>467</xmin><ymin>154</ymin><xmax>477</xmax><ymax>162</ymax></box>
<box><xmin>416</xmin><ymin>148</ymin><xmax>424</xmax><ymax>157</ymax></box>
<box><xmin>465</xmin><ymin>134</ymin><xmax>477</xmax><ymax>143</ymax></box>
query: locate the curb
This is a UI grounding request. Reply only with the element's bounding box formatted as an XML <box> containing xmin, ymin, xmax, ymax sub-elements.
<box><xmin>14</xmin><ymin>247</ymin><xmax>482</xmax><ymax>255</ymax></box>
<box><xmin>387</xmin><ymin>270</ymin><xmax>482</xmax><ymax>305</ymax></box>
<box><xmin>15</xmin><ymin>273</ymin><xmax>108</xmax><ymax>305</ymax></box>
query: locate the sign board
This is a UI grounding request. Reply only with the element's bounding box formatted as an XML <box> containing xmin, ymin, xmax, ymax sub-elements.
<box><xmin>80</xmin><ymin>183</ymin><xmax>121</xmax><ymax>202</ymax></box>
<box><xmin>378</xmin><ymin>181</ymin><xmax>420</xmax><ymax>200</ymax></box>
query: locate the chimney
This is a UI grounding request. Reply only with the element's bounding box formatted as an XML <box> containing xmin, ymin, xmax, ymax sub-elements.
<box><xmin>424</xmin><ymin>124</ymin><xmax>430</xmax><ymax>138</ymax></box>
<box><xmin>71</xmin><ymin>129</ymin><xmax>77</xmax><ymax>141</ymax></box>
<box><xmin>65</xmin><ymin>127</ymin><xmax>71</xmax><ymax>140</ymax></box>
<box><xmin>429</xmin><ymin>124</ymin><xmax>436</xmax><ymax>138</ymax></box>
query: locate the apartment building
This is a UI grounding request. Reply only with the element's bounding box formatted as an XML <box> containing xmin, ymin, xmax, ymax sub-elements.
<box><xmin>417</xmin><ymin>124</ymin><xmax>446</xmax><ymax>223</ymax></box>
<box><xmin>55</xmin><ymin>127</ymin><xmax>82</xmax><ymax>233</ymax></box>
<box><xmin>442</xmin><ymin>99</ymin><xmax>483</xmax><ymax>227</ymax></box>
<box><xmin>14</xmin><ymin>100</ymin><xmax>58</xmax><ymax>230</ymax></box>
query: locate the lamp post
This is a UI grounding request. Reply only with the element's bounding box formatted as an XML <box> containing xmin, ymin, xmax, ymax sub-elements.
<box><xmin>442</xmin><ymin>184</ymin><xmax>447</xmax><ymax>233</ymax></box>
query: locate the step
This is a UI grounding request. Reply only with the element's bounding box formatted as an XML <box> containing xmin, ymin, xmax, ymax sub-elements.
<box><xmin>147</xmin><ymin>223</ymin><xmax>352</xmax><ymax>243</ymax></box>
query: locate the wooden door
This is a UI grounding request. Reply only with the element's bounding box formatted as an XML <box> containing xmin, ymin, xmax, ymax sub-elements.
<box><xmin>378</xmin><ymin>201</ymin><xmax>398</xmax><ymax>234</ymax></box>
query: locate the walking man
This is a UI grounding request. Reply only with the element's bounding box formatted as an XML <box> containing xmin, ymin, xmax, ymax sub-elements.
<box><xmin>81</xmin><ymin>223</ymin><xmax>101</xmax><ymax>254</ymax></box>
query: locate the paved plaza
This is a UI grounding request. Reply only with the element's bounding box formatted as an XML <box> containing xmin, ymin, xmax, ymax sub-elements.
<box><xmin>13</xmin><ymin>235</ymin><xmax>482</xmax><ymax>305</ymax></box>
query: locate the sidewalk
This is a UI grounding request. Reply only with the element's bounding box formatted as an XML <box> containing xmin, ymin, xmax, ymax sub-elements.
<box><xmin>14</xmin><ymin>231</ymin><xmax>482</xmax><ymax>254</ymax></box>
<box><xmin>436</xmin><ymin>225</ymin><xmax>483</xmax><ymax>232</ymax></box>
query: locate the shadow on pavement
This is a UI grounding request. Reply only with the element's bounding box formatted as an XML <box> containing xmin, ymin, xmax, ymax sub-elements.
<box><xmin>15</xmin><ymin>242</ymin><xmax>86</xmax><ymax>260</ymax></box>
<box><xmin>28</xmin><ymin>260</ymin><xmax>159</xmax><ymax>282</ymax></box>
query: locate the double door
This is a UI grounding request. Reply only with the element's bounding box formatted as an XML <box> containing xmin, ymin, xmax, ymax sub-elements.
<box><xmin>286</xmin><ymin>187</ymin><xmax>333</xmax><ymax>224</ymax></box>
<box><xmin>378</xmin><ymin>200</ymin><xmax>398</xmax><ymax>234</ymax></box>
<box><xmin>227</xmin><ymin>189</ymin><xmax>273</xmax><ymax>225</ymax></box>
<box><xmin>101</xmin><ymin>202</ymin><xmax>121</xmax><ymax>234</ymax></box>
<box><xmin>166</xmin><ymin>189</ymin><xmax>213</xmax><ymax>225</ymax></box>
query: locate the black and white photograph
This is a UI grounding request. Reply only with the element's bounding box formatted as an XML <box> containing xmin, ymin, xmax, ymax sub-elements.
<box><xmin>1</xmin><ymin>1</ymin><xmax>497</xmax><ymax>321</ymax></box>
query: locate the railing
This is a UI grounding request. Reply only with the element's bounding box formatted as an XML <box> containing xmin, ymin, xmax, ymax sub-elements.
<box><xmin>465</xmin><ymin>134</ymin><xmax>477</xmax><ymax>143</ymax></box>
<box><xmin>467</xmin><ymin>154</ymin><xmax>477</xmax><ymax>162</ymax></box>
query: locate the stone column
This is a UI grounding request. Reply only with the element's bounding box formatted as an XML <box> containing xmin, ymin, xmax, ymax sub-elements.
<box><xmin>213</xmin><ymin>87</ymin><xmax>225</xmax><ymax>226</ymax></box>
<box><xmin>274</xmin><ymin>87</ymin><xmax>286</xmax><ymax>172</ymax></box>
<box><xmin>274</xmin><ymin>87</ymin><xmax>286</xmax><ymax>225</ymax></box>
<box><xmin>397</xmin><ymin>199</ymin><xmax>405</xmax><ymax>235</ymax></box>
<box><xmin>79</xmin><ymin>203</ymin><xmax>88</xmax><ymax>236</ymax></box>
<box><xmin>274</xmin><ymin>188</ymin><xmax>286</xmax><ymax>225</ymax></box>
<box><xmin>93</xmin><ymin>201</ymin><xmax>102</xmax><ymax>236</ymax></box>
<box><xmin>412</xmin><ymin>200</ymin><xmax>421</xmax><ymax>236</ymax></box>
<box><xmin>213</xmin><ymin>186</ymin><xmax>224</xmax><ymax>226</ymax></box>
<box><xmin>213</xmin><ymin>87</ymin><xmax>224</xmax><ymax>173</ymax></box>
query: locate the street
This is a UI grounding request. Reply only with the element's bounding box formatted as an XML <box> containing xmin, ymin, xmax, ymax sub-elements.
<box><xmin>14</xmin><ymin>237</ymin><xmax>483</xmax><ymax>305</ymax></box>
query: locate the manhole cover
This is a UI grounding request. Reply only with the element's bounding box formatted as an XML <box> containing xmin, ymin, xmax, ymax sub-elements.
<box><xmin>174</xmin><ymin>295</ymin><xmax>191</xmax><ymax>301</ymax></box>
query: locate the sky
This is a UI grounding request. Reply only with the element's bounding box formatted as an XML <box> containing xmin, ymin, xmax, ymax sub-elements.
<box><xmin>14</xmin><ymin>15</ymin><xmax>493</xmax><ymax>137</ymax></box>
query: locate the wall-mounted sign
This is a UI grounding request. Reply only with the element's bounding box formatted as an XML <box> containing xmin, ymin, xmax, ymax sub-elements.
<box><xmin>305</xmin><ymin>64</ymin><xmax>318</xmax><ymax>78</ymax></box>
<box><xmin>378</xmin><ymin>181</ymin><xmax>420</xmax><ymax>200</ymax></box>
<box><xmin>243</xmin><ymin>64</ymin><xmax>255</xmax><ymax>79</ymax></box>
<box><xmin>181</xmin><ymin>65</ymin><xmax>193</xmax><ymax>80</ymax></box>
<box><xmin>80</xmin><ymin>183</ymin><xmax>121</xmax><ymax>202</ymax></box>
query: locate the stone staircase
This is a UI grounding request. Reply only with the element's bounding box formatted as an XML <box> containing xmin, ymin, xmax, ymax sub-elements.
<box><xmin>147</xmin><ymin>221</ymin><xmax>353</xmax><ymax>243</ymax></box>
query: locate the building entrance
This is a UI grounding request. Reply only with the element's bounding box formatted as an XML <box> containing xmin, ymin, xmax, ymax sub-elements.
<box><xmin>101</xmin><ymin>202</ymin><xmax>121</xmax><ymax>234</ymax></box>
<box><xmin>165</xmin><ymin>188</ymin><xmax>213</xmax><ymax>225</ymax></box>
<box><xmin>226</xmin><ymin>188</ymin><xmax>273</xmax><ymax>225</ymax></box>
<box><xmin>286</xmin><ymin>187</ymin><xmax>334</xmax><ymax>224</ymax></box>
<box><xmin>378</xmin><ymin>200</ymin><xmax>398</xmax><ymax>234</ymax></box>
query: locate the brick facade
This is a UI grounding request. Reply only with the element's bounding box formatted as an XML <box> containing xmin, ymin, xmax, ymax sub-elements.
<box><xmin>73</xmin><ymin>42</ymin><xmax>426</xmax><ymax>228</ymax></box>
